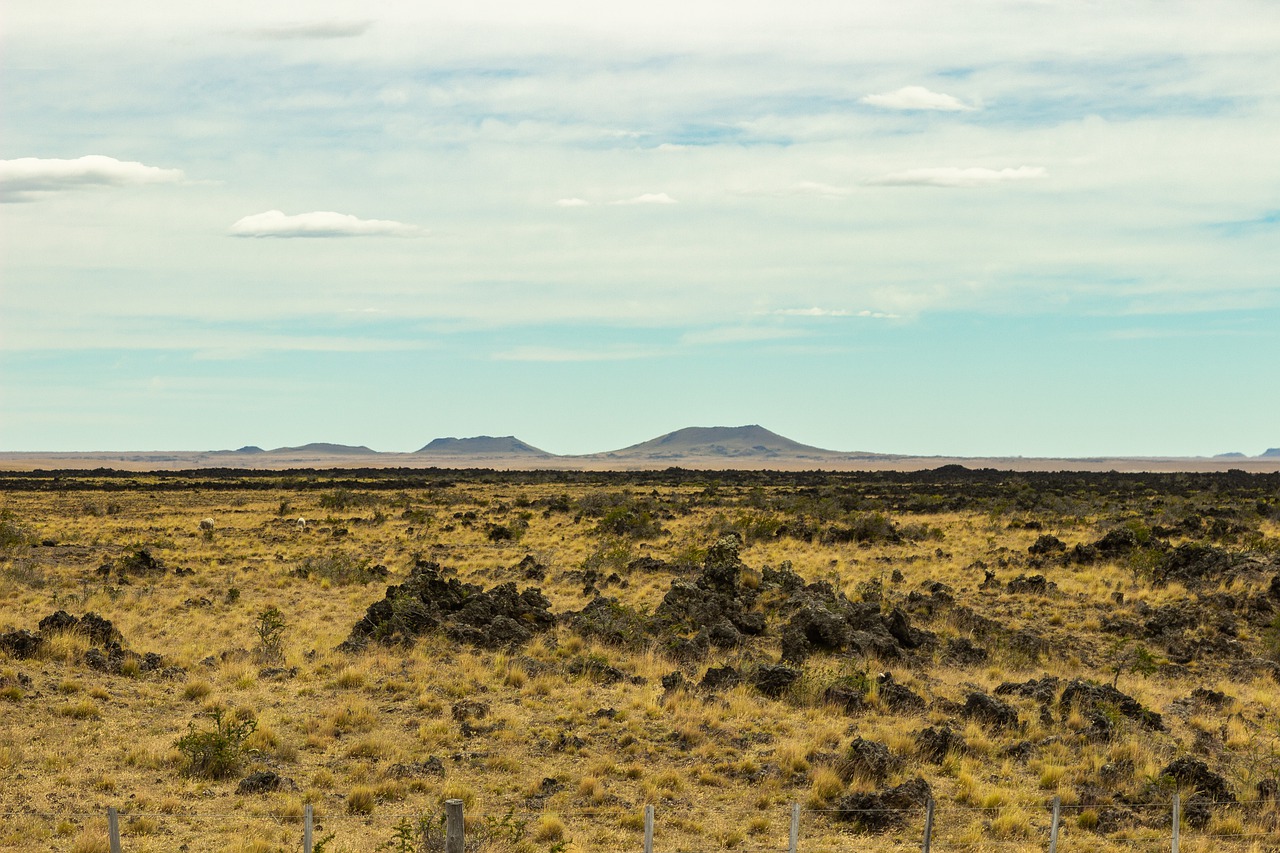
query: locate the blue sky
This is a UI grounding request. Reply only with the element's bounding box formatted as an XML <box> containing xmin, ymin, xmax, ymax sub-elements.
<box><xmin>2</xmin><ymin>1</ymin><xmax>1278</xmax><ymax>457</ymax></box>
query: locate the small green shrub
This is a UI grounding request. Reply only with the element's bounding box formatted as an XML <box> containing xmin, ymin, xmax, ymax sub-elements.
<box><xmin>254</xmin><ymin>606</ymin><xmax>287</xmax><ymax>663</ymax></box>
<box><xmin>175</xmin><ymin>709</ymin><xmax>257</xmax><ymax>779</ymax></box>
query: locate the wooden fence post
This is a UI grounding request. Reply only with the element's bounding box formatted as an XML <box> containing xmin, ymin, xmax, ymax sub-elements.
<box><xmin>1171</xmin><ymin>793</ymin><xmax>1180</xmax><ymax>853</ymax></box>
<box><xmin>644</xmin><ymin>804</ymin><xmax>655</xmax><ymax>853</ymax></box>
<box><xmin>303</xmin><ymin>803</ymin><xmax>313</xmax><ymax>853</ymax></box>
<box><xmin>1048</xmin><ymin>796</ymin><xmax>1061</xmax><ymax>853</ymax></box>
<box><xmin>789</xmin><ymin>802</ymin><xmax>800</xmax><ymax>853</ymax></box>
<box><xmin>921</xmin><ymin>799</ymin><xmax>934</xmax><ymax>853</ymax></box>
<box><xmin>446</xmin><ymin>799</ymin><xmax>465</xmax><ymax>853</ymax></box>
<box><xmin>107</xmin><ymin>806</ymin><xmax>121</xmax><ymax>853</ymax></box>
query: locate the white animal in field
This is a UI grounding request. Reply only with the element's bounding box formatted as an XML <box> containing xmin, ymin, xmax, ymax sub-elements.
<box><xmin>199</xmin><ymin>518</ymin><xmax>215</xmax><ymax>531</ymax></box>
<box><xmin>296</xmin><ymin>517</ymin><xmax>307</xmax><ymax>529</ymax></box>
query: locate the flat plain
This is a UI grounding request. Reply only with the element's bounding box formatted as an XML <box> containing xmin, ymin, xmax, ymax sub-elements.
<box><xmin>2</xmin><ymin>467</ymin><xmax>1279</xmax><ymax>853</ymax></box>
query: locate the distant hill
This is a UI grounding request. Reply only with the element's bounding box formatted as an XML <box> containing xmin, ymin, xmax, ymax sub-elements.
<box><xmin>599</xmin><ymin>425</ymin><xmax>842</xmax><ymax>459</ymax></box>
<box><xmin>269</xmin><ymin>443</ymin><xmax>377</xmax><ymax>455</ymax></box>
<box><xmin>235</xmin><ymin>445</ymin><xmax>265</xmax><ymax>454</ymax></box>
<box><xmin>1262</xmin><ymin>448</ymin><xmax>1280</xmax><ymax>458</ymax></box>
<box><xmin>1214</xmin><ymin>452</ymin><xmax>1246</xmax><ymax>459</ymax></box>
<box><xmin>417</xmin><ymin>436</ymin><xmax>551</xmax><ymax>456</ymax></box>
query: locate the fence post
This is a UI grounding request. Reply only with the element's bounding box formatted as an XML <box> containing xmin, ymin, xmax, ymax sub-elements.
<box><xmin>789</xmin><ymin>802</ymin><xmax>800</xmax><ymax>853</ymax></box>
<box><xmin>921</xmin><ymin>799</ymin><xmax>934</xmax><ymax>853</ymax></box>
<box><xmin>303</xmin><ymin>804</ymin><xmax>313</xmax><ymax>853</ymax></box>
<box><xmin>107</xmin><ymin>806</ymin><xmax>121</xmax><ymax>853</ymax></box>
<box><xmin>446</xmin><ymin>799</ymin><xmax>465</xmax><ymax>853</ymax></box>
<box><xmin>644</xmin><ymin>804</ymin><xmax>655</xmax><ymax>853</ymax></box>
<box><xmin>1048</xmin><ymin>796</ymin><xmax>1061</xmax><ymax>853</ymax></box>
<box><xmin>1171</xmin><ymin>793</ymin><xmax>1180</xmax><ymax>853</ymax></box>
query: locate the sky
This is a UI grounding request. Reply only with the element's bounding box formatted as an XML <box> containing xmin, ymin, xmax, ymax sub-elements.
<box><xmin>2</xmin><ymin>0</ymin><xmax>1278</xmax><ymax>457</ymax></box>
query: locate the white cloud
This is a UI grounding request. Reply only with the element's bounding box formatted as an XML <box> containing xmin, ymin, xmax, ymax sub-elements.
<box><xmin>556</xmin><ymin>198</ymin><xmax>590</xmax><ymax>207</ymax></box>
<box><xmin>0</xmin><ymin>155</ymin><xmax>184</xmax><ymax>202</ymax></box>
<box><xmin>228</xmin><ymin>210</ymin><xmax>422</xmax><ymax>238</ymax></box>
<box><xmin>868</xmin><ymin>166</ymin><xmax>1047</xmax><ymax>188</ymax></box>
<box><xmin>610</xmin><ymin>192</ymin><xmax>677</xmax><ymax>205</ymax></box>
<box><xmin>861</xmin><ymin>85</ymin><xmax>975</xmax><ymax>112</ymax></box>
<box><xmin>241</xmin><ymin>20</ymin><xmax>372</xmax><ymax>40</ymax></box>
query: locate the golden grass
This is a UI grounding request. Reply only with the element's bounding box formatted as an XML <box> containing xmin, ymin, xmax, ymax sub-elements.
<box><xmin>0</xmin><ymin>479</ymin><xmax>1277</xmax><ymax>853</ymax></box>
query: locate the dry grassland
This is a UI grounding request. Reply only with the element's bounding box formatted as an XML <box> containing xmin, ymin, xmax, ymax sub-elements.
<box><xmin>1</xmin><ymin>469</ymin><xmax>1279</xmax><ymax>853</ymax></box>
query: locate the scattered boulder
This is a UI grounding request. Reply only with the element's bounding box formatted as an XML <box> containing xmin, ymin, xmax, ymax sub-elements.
<box><xmin>916</xmin><ymin>726</ymin><xmax>964</xmax><ymax>762</ymax></box>
<box><xmin>1059</xmin><ymin>679</ymin><xmax>1163</xmax><ymax>731</ymax></box>
<box><xmin>236</xmin><ymin>771</ymin><xmax>296</xmax><ymax>795</ymax></box>
<box><xmin>943</xmin><ymin>637</ymin><xmax>988</xmax><ymax>665</ymax></box>
<box><xmin>995</xmin><ymin>676</ymin><xmax>1060</xmax><ymax>706</ymax></box>
<box><xmin>834</xmin><ymin>777</ymin><xmax>932</xmax><ymax>832</ymax></box>
<box><xmin>961</xmin><ymin>692</ymin><xmax>1020</xmax><ymax>729</ymax></box>
<box><xmin>0</xmin><ymin>630</ymin><xmax>43</xmax><ymax>659</ymax></box>
<box><xmin>699</xmin><ymin>665</ymin><xmax>741</xmax><ymax>692</ymax></box>
<box><xmin>876</xmin><ymin>672</ymin><xmax>926</xmax><ymax>714</ymax></box>
<box><xmin>1161</xmin><ymin>757</ymin><xmax>1234</xmax><ymax>804</ymax></box>
<box><xmin>1155</xmin><ymin>544</ymin><xmax>1235</xmax><ymax>587</ymax></box>
<box><xmin>340</xmin><ymin>560</ymin><xmax>555</xmax><ymax>651</ymax></box>
<box><xmin>1028</xmin><ymin>535</ymin><xmax>1066</xmax><ymax>557</ymax></box>
<box><xmin>839</xmin><ymin>737</ymin><xmax>901</xmax><ymax>783</ymax></box>
<box><xmin>1006</xmin><ymin>575</ymin><xmax>1056</xmax><ymax>595</ymax></box>
<box><xmin>751</xmin><ymin>664</ymin><xmax>800</xmax><ymax>698</ymax></box>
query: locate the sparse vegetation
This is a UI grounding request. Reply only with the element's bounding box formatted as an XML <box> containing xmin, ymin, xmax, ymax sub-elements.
<box><xmin>0</xmin><ymin>468</ymin><xmax>1278</xmax><ymax>852</ymax></box>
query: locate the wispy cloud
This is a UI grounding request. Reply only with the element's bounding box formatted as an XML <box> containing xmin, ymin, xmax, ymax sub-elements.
<box><xmin>0</xmin><ymin>155</ymin><xmax>184</xmax><ymax>202</ymax></box>
<box><xmin>868</xmin><ymin>166</ymin><xmax>1046</xmax><ymax>188</ymax></box>
<box><xmin>610</xmin><ymin>192</ymin><xmax>678</xmax><ymax>205</ymax></box>
<box><xmin>240</xmin><ymin>20</ymin><xmax>372</xmax><ymax>40</ymax></box>
<box><xmin>228</xmin><ymin>210</ymin><xmax>422</xmax><ymax>238</ymax></box>
<box><xmin>861</xmin><ymin>86</ymin><xmax>975</xmax><ymax>112</ymax></box>
<box><xmin>556</xmin><ymin>198</ymin><xmax>591</xmax><ymax>207</ymax></box>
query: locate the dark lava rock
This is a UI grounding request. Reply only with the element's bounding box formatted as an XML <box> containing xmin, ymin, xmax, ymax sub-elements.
<box><xmin>1155</xmin><ymin>543</ymin><xmax>1235</xmax><ymax>587</ymax></box>
<box><xmin>85</xmin><ymin>641</ymin><xmax>169</xmax><ymax>675</ymax></box>
<box><xmin>699</xmin><ymin>665</ymin><xmax>741</xmax><ymax>692</ymax></box>
<box><xmin>995</xmin><ymin>675</ymin><xmax>1060</xmax><ymax>706</ymax></box>
<box><xmin>961</xmin><ymin>692</ymin><xmax>1020</xmax><ymax>729</ymax></box>
<box><xmin>36</xmin><ymin>611</ymin><xmax>120</xmax><ymax>646</ymax></box>
<box><xmin>0</xmin><ymin>630</ymin><xmax>43</xmax><ymax>659</ymax></box>
<box><xmin>943</xmin><ymin>637</ymin><xmax>988</xmax><ymax>665</ymax></box>
<box><xmin>236</xmin><ymin>771</ymin><xmax>296</xmax><ymax>794</ymax></box>
<box><xmin>340</xmin><ymin>560</ymin><xmax>555</xmax><ymax>651</ymax></box>
<box><xmin>752</xmin><ymin>664</ymin><xmax>800</xmax><ymax>698</ymax></box>
<box><xmin>1006</xmin><ymin>574</ymin><xmax>1056</xmax><ymax>595</ymax></box>
<box><xmin>661</xmin><ymin>671</ymin><xmax>686</xmax><ymax>692</ymax></box>
<box><xmin>1028</xmin><ymin>535</ymin><xmax>1067</xmax><ymax>557</ymax></box>
<box><xmin>118</xmin><ymin>547</ymin><xmax>166</xmax><ymax>575</ymax></box>
<box><xmin>840</xmin><ymin>737</ymin><xmax>902</xmax><ymax>783</ymax></box>
<box><xmin>37</xmin><ymin>610</ymin><xmax>78</xmax><ymax>634</ymax></box>
<box><xmin>389</xmin><ymin>758</ymin><xmax>445</xmax><ymax>778</ymax></box>
<box><xmin>515</xmin><ymin>554</ymin><xmax>546</xmax><ymax>581</ymax></box>
<box><xmin>1189</xmin><ymin>687</ymin><xmax>1232</xmax><ymax>708</ymax></box>
<box><xmin>834</xmin><ymin>777</ymin><xmax>932</xmax><ymax>832</ymax></box>
<box><xmin>916</xmin><ymin>722</ymin><xmax>962</xmax><ymax>758</ymax></box>
<box><xmin>824</xmin><ymin>681</ymin><xmax>869</xmax><ymax>715</ymax></box>
<box><xmin>1059</xmin><ymin>679</ymin><xmax>1163</xmax><ymax>731</ymax></box>
<box><xmin>1161</xmin><ymin>757</ymin><xmax>1234</xmax><ymax>803</ymax></box>
<box><xmin>876</xmin><ymin>672</ymin><xmax>926</xmax><ymax>714</ymax></box>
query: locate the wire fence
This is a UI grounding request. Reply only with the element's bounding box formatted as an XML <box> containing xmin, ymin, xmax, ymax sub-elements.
<box><xmin>3</xmin><ymin>794</ymin><xmax>1278</xmax><ymax>853</ymax></box>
